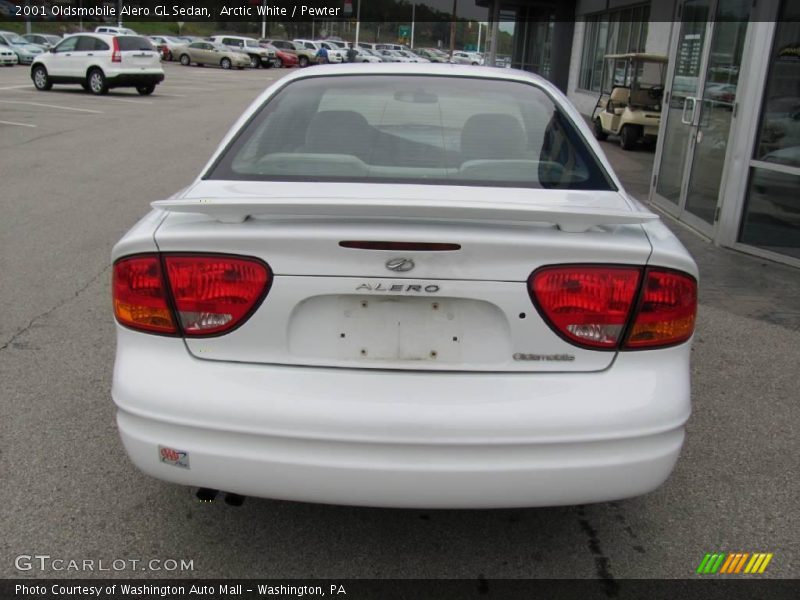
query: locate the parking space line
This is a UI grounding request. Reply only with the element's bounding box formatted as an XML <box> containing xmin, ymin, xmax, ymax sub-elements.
<box><xmin>0</xmin><ymin>84</ymin><xmax>32</xmax><ymax>91</ymax></box>
<box><xmin>154</xmin><ymin>93</ymin><xmax>187</xmax><ymax>98</ymax></box>
<box><xmin>0</xmin><ymin>119</ymin><xmax>36</xmax><ymax>128</ymax></box>
<box><xmin>0</xmin><ymin>99</ymin><xmax>102</xmax><ymax>113</ymax></box>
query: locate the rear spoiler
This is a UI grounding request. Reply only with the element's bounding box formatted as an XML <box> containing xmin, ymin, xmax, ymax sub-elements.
<box><xmin>152</xmin><ymin>198</ymin><xmax>659</xmax><ymax>233</ymax></box>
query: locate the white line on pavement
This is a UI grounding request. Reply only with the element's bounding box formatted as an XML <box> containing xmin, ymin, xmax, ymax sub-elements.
<box><xmin>0</xmin><ymin>119</ymin><xmax>36</xmax><ymax>127</ymax></box>
<box><xmin>0</xmin><ymin>99</ymin><xmax>102</xmax><ymax>113</ymax></box>
<box><xmin>0</xmin><ymin>84</ymin><xmax>32</xmax><ymax>91</ymax></box>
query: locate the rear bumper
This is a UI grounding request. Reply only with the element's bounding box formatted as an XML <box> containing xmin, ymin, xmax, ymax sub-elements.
<box><xmin>107</xmin><ymin>72</ymin><xmax>165</xmax><ymax>88</ymax></box>
<box><xmin>112</xmin><ymin>328</ymin><xmax>691</xmax><ymax>508</ymax></box>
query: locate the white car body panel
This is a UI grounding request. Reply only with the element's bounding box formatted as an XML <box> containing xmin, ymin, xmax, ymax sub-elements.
<box><xmin>111</xmin><ymin>64</ymin><xmax>698</xmax><ymax>508</ymax></box>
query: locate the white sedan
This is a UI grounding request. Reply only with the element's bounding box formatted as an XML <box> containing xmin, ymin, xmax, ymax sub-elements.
<box><xmin>112</xmin><ymin>64</ymin><xmax>697</xmax><ymax>509</ymax></box>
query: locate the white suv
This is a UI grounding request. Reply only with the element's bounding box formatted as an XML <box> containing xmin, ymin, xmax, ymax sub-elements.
<box><xmin>31</xmin><ymin>33</ymin><xmax>164</xmax><ymax>95</ymax></box>
<box><xmin>208</xmin><ymin>35</ymin><xmax>274</xmax><ymax>69</ymax></box>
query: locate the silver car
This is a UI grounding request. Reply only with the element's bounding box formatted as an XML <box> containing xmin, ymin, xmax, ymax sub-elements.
<box><xmin>177</xmin><ymin>42</ymin><xmax>250</xmax><ymax>69</ymax></box>
<box><xmin>0</xmin><ymin>31</ymin><xmax>45</xmax><ymax>65</ymax></box>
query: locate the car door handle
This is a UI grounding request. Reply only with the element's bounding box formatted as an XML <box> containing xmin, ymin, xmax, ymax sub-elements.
<box><xmin>87</xmin><ymin>53</ymin><xmax>93</xmax><ymax>56</ymax></box>
<box><xmin>65</xmin><ymin>53</ymin><xmax>72</xmax><ymax>56</ymax></box>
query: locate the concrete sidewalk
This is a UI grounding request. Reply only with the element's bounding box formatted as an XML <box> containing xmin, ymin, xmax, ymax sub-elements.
<box><xmin>599</xmin><ymin>139</ymin><xmax>800</xmax><ymax>332</ymax></box>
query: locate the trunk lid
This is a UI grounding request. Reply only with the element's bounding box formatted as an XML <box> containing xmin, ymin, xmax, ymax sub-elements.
<box><xmin>153</xmin><ymin>181</ymin><xmax>654</xmax><ymax>372</ymax></box>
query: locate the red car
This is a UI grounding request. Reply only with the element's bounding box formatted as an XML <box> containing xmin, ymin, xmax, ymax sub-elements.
<box><xmin>261</xmin><ymin>43</ymin><xmax>297</xmax><ymax>68</ymax></box>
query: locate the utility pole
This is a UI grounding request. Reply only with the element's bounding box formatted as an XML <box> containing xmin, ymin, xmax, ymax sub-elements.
<box><xmin>355</xmin><ymin>0</ymin><xmax>361</xmax><ymax>45</ymax></box>
<box><xmin>449</xmin><ymin>0</ymin><xmax>457</xmax><ymax>61</ymax></box>
<box><xmin>117</xmin><ymin>0</ymin><xmax>122</xmax><ymax>28</ymax></box>
<box><xmin>410</xmin><ymin>2</ymin><xmax>415</xmax><ymax>49</ymax></box>
<box><xmin>477</xmin><ymin>22</ymin><xmax>482</xmax><ymax>54</ymax></box>
<box><xmin>261</xmin><ymin>0</ymin><xmax>266</xmax><ymax>39</ymax></box>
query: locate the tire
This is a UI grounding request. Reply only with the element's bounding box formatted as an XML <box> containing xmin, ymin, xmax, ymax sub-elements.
<box><xmin>87</xmin><ymin>68</ymin><xmax>108</xmax><ymax>95</ymax></box>
<box><xmin>249</xmin><ymin>55</ymin><xmax>259</xmax><ymax>69</ymax></box>
<box><xmin>220</xmin><ymin>57</ymin><xmax>232</xmax><ymax>70</ymax></box>
<box><xmin>136</xmin><ymin>85</ymin><xmax>155</xmax><ymax>96</ymax></box>
<box><xmin>272</xmin><ymin>57</ymin><xmax>282</xmax><ymax>68</ymax></box>
<box><xmin>32</xmin><ymin>64</ymin><xmax>52</xmax><ymax>91</ymax></box>
<box><xmin>166</xmin><ymin>51</ymin><xmax>173</xmax><ymax>62</ymax></box>
<box><xmin>179</xmin><ymin>54</ymin><xmax>190</xmax><ymax>66</ymax></box>
<box><xmin>298</xmin><ymin>55</ymin><xmax>309</xmax><ymax>68</ymax></box>
<box><xmin>619</xmin><ymin>124</ymin><xmax>640</xmax><ymax>151</ymax></box>
<box><xmin>593</xmin><ymin>117</ymin><xmax>608</xmax><ymax>141</ymax></box>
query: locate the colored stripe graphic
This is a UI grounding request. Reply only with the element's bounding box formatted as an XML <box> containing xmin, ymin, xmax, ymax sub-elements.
<box><xmin>698</xmin><ymin>553</ymin><xmax>726</xmax><ymax>574</ymax></box>
<box><xmin>701</xmin><ymin>552</ymin><xmax>773</xmax><ymax>575</ymax></box>
<box><xmin>744</xmin><ymin>553</ymin><xmax>774</xmax><ymax>574</ymax></box>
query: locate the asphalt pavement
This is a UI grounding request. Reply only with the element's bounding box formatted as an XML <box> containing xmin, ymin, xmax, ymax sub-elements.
<box><xmin>0</xmin><ymin>62</ymin><xmax>798</xmax><ymax>581</ymax></box>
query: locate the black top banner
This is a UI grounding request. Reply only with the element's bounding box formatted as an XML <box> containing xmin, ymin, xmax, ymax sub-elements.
<box><xmin>3</xmin><ymin>0</ymin><xmax>798</xmax><ymax>24</ymax></box>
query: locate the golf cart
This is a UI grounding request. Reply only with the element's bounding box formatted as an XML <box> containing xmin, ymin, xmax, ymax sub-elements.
<box><xmin>591</xmin><ymin>53</ymin><xmax>667</xmax><ymax>150</ymax></box>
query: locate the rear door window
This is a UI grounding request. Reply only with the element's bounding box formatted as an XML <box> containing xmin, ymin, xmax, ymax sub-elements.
<box><xmin>116</xmin><ymin>36</ymin><xmax>154</xmax><ymax>51</ymax></box>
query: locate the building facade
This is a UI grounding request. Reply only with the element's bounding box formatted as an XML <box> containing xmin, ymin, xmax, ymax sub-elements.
<box><xmin>488</xmin><ymin>0</ymin><xmax>799</xmax><ymax>267</ymax></box>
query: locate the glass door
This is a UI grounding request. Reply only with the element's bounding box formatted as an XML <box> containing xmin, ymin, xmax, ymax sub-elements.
<box><xmin>652</xmin><ymin>0</ymin><xmax>750</xmax><ymax>235</ymax></box>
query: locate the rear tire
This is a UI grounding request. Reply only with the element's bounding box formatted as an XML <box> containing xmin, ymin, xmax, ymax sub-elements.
<box><xmin>298</xmin><ymin>55</ymin><xmax>309</xmax><ymax>68</ymax></box>
<box><xmin>220</xmin><ymin>57</ymin><xmax>232</xmax><ymax>70</ymax></box>
<box><xmin>179</xmin><ymin>54</ymin><xmax>190</xmax><ymax>66</ymax></box>
<box><xmin>87</xmin><ymin>68</ymin><xmax>108</xmax><ymax>95</ymax></box>
<box><xmin>32</xmin><ymin>64</ymin><xmax>52</xmax><ymax>90</ymax></box>
<box><xmin>249</xmin><ymin>55</ymin><xmax>259</xmax><ymax>69</ymax></box>
<box><xmin>273</xmin><ymin>57</ymin><xmax>282</xmax><ymax>68</ymax></box>
<box><xmin>620</xmin><ymin>124</ymin><xmax>640</xmax><ymax>150</ymax></box>
<box><xmin>136</xmin><ymin>85</ymin><xmax>155</xmax><ymax>96</ymax></box>
<box><xmin>593</xmin><ymin>117</ymin><xmax>608</xmax><ymax>141</ymax></box>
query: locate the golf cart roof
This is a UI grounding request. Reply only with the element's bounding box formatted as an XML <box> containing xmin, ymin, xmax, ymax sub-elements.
<box><xmin>604</xmin><ymin>53</ymin><xmax>668</xmax><ymax>63</ymax></box>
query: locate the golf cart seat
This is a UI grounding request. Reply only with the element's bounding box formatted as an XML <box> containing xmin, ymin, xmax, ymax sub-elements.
<box><xmin>607</xmin><ymin>87</ymin><xmax>630</xmax><ymax>114</ymax></box>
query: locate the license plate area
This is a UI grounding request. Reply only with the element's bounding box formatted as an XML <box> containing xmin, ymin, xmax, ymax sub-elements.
<box><xmin>288</xmin><ymin>294</ymin><xmax>510</xmax><ymax>363</ymax></box>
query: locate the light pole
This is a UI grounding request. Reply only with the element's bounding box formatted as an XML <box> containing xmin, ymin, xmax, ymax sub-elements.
<box><xmin>449</xmin><ymin>0</ymin><xmax>457</xmax><ymax>61</ymax></box>
<box><xmin>261</xmin><ymin>0</ymin><xmax>266</xmax><ymax>39</ymax></box>
<box><xmin>410</xmin><ymin>1</ymin><xmax>415</xmax><ymax>49</ymax></box>
<box><xmin>355</xmin><ymin>0</ymin><xmax>361</xmax><ymax>46</ymax></box>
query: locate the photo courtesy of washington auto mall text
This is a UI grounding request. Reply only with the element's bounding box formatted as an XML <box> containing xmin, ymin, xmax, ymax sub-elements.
<box><xmin>2</xmin><ymin>0</ymin><xmax>799</xmax><ymax>598</ymax></box>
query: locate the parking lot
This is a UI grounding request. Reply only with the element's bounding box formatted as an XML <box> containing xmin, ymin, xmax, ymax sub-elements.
<box><xmin>1</xmin><ymin>61</ymin><xmax>798</xmax><ymax>581</ymax></box>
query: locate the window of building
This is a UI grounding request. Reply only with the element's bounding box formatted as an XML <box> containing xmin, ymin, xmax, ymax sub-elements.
<box><xmin>579</xmin><ymin>4</ymin><xmax>650</xmax><ymax>92</ymax></box>
<box><xmin>738</xmin><ymin>0</ymin><xmax>800</xmax><ymax>260</ymax></box>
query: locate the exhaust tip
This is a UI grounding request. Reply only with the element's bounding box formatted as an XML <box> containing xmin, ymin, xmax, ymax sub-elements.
<box><xmin>224</xmin><ymin>493</ymin><xmax>245</xmax><ymax>507</ymax></box>
<box><xmin>196</xmin><ymin>488</ymin><xmax>219</xmax><ymax>503</ymax></box>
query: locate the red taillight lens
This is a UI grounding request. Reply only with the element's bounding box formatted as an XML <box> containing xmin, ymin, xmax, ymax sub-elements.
<box><xmin>163</xmin><ymin>255</ymin><xmax>270</xmax><ymax>336</ymax></box>
<box><xmin>113</xmin><ymin>256</ymin><xmax>177</xmax><ymax>334</ymax></box>
<box><xmin>624</xmin><ymin>268</ymin><xmax>697</xmax><ymax>349</ymax></box>
<box><xmin>112</xmin><ymin>37</ymin><xmax>121</xmax><ymax>62</ymax></box>
<box><xmin>529</xmin><ymin>265</ymin><xmax>697</xmax><ymax>351</ymax></box>
<box><xmin>530</xmin><ymin>266</ymin><xmax>641</xmax><ymax>349</ymax></box>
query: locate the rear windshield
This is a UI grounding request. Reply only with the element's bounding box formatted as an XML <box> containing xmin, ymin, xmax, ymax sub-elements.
<box><xmin>207</xmin><ymin>75</ymin><xmax>615</xmax><ymax>190</ymax></box>
<box><xmin>116</xmin><ymin>36</ymin><xmax>154</xmax><ymax>51</ymax></box>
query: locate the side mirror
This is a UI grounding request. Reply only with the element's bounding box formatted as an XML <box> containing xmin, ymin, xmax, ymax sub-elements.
<box><xmin>49</xmin><ymin>47</ymin><xmax>56</xmax><ymax>53</ymax></box>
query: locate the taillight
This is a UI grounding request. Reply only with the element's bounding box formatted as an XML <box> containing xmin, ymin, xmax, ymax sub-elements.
<box><xmin>113</xmin><ymin>256</ymin><xmax>177</xmax><ymax>334</ymax></box>
<box><xmin>530</xmin><ymin>266</ymin><xmax>641</xmax><ymax>349</ymax></box>
<box><xmin>529</xmin><ymin>265</ymin><xmax>697</xmax><ymax>350</ymax></box>
<box><xmin>112</xmin><ymin>37</ymin><xmax>121</xmax><ymax>62</ymax></box>
<box><xmin>624</xmin><ymin>268</ymin><xmax>697</xmax><ymax>349</ymax></box>
<box><xmin>163</xmin><ymin>255</ymin><xmax>270</xmax><ymax>336</ymax></box>
<box><xmin>113</xmin><ymin>254</ymin><xmax>270</xmax><ymax>336</ymax></box>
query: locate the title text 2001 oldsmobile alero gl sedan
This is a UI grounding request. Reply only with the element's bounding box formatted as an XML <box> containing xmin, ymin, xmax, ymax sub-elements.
<box><xmin>111</xmin><ymin>64</ymin><xmax>697</xmax><ymax>509</ymax></box>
